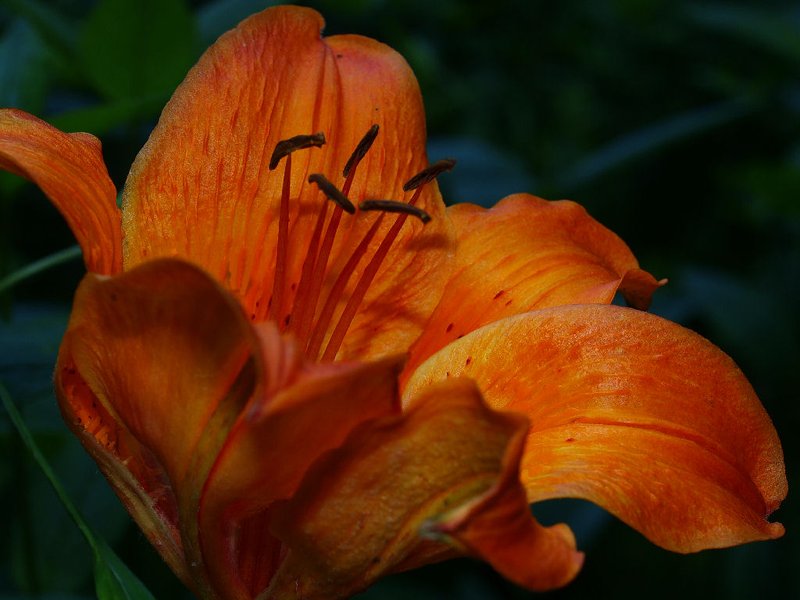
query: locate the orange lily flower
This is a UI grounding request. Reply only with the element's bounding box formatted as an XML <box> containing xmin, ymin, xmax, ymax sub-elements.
<box><xmin>0</xmin><ymin>6</ymin><xmax>786</xmax><ymax>600</ymax></box>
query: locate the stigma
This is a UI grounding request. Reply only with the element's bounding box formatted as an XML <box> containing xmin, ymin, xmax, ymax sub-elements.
<box><xmin>260</xmin><ymin>125</ymin><xmax>453</xmax><ymax>362</ymax></box>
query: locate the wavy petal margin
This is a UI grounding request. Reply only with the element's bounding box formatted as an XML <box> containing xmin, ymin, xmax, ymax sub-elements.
<box><xmin>405</xmin><ymin>195</ymin><xmax>664</xmax><ymax>376</ymax></box>
<box><xmin>264</xmin><ymin>379</ymin><xmax>581</xmax><ymax>600</ymax></box>
<box><xmin>58</xmin><ymin>259</ymin><xmax>261</xmax><ymax>596</ymax></box>
<box><xmin>0</xmin><ymin>109</ymin><xmax>121</xmax><ymax>274</ymax></box>
<box><xmin>404</xmin><ymin>305</ymin><xmax>786</xmax><ymax>552</ymax></box>
<box><xmin>199</xmin><ymin>338</ymin><xmax>403</xmax><ymax>600</ymax></box>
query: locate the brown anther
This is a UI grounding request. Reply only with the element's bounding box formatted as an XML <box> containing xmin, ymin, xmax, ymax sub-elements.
<box><xmin>359</xmin><ymin>200</ymin><xmax>432</xmax><ymax>224</ymax></box>
<box><xmin>402</xmin><ymin>158</ymin><xmax>456</xmax><ymax>191</ymax></box>
<box><xmin>308</xmin><ymin>173</ymin><xmax>356</xmax><ymax>214</ymax></box>
<box><xmin>269</xmin><ymin>132</ymin><xmax>326</xmax><ymax>170</ymax></box>
<box><xmin>343</xmin><ymin>124</ymin><xmax>380</xmax><ymax>177</ymax></box>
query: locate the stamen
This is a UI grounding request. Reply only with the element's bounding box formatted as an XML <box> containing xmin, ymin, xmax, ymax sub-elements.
<box><xmin>308</xmin><ymin>174</ymin><xmax>356</xmax><ymax>214</ymax></box>
<box><xmin>295</xmin><ymin>126</ymin><xmax>381</xmax><ymax>347</ymax></box>
<box><xmin>267</xmin><ymin>132</ymin><xmax>327</xmax><ymax>328</ymax></box>
<box><xmin>359</xmin><ymin>200</ymin><xmax>432</xmax><ymax>224</ymax></box>
<box><xmin>289</xmin><ymin>174</ymin><xmax>353</xmax><ymax>339</ymax></box>
<box><xmin>268</xmin><ymin>132</ymin><xmax>325</xmax><ymax>170</ymax></box>
<box><xmin>402</xmin><ymin>158</ymin><xmax>456</xmax><ymax>191</ymax></box>
<box><xmin>288</xmin><ymin>187</ymin><xmax>329</xmax><ymax>337</ymax></box>
<box><xmin>319</xmin><ymin>159</ymin><xmax>454</xmax><ymax>361</ymax></box>
<box><xmin>269</xmin><ymin>152</ymin><xmax>292</xmax><ymax>324</ymax></box>
<box><xmin>343</xmin><ymin>124</ymin><xmax>379</xmax><ymax>178</ymax></box>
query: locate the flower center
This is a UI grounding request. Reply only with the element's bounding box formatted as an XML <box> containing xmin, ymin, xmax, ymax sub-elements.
<box><xmin>263</xmin><ymin>126</ymin><xmax>453</xmax><ymax>362</ymax></box>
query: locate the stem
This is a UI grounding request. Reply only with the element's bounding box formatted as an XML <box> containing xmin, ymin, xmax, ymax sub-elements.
<box><xmin>0</xmin><ymin>245</ymin><xmax>82</xmax><ymax>295</ymax></box>
<box><xmin>0</xmin><ymin>380</ymin><xmax>99</xmax><ymax>555</ymax></box>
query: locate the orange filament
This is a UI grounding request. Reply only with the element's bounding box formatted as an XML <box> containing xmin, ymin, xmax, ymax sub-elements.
<box><xmin>304</xmin><ymin>213</ymin><xmax>385</xmax><ymax>359</ymax></box>
<box><xmin>319</xmin><ymin>187</ymin><xmax>425</xmax><ymax>361</ymax></box>
<box><xmin>288</xmin><ymin>181</ymin><xmax>330</xmax><ymax>338</ymax></box>
<box><xmin>266</xmin><ymin>127</ymin><xmax>451</xmax><ymax>362</ymax></box>
<box><xmin>269</xmin><ymin>152</ymin><xmax>291</xmax><ymax>324</ymax></box>
<box><xmin>293</xmin><ymin>131</ymin><xmax>373</xmax><ymax>348</ymax></box>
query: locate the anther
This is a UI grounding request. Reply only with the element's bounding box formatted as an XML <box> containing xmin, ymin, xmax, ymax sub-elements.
<box><xmin>269</xmin><ymin>132</ymin><xmax>326</xmax><ymax>170</ymax></box>
<box><xmin>402</xmin><ymin>158</ymin><xmax>456</xmax><ymax>191</ymax></box>
<box><xmin>343</xmin><ymin>124</ymin><xmax>380</xmax><ymax>178</ymax></box>
<box><xmin>359</xmin><ymin>200</ymin><xmax>432</xmax><ymax>224</ymax></box>
<box><xmin>308</xmin><ymin>173</ymin><xmax>356</xmax><ymax>214</ymax></box>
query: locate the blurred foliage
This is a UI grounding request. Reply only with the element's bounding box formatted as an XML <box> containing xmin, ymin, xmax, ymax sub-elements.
<box><xmin>0</xmin><ymin>0</ymin><xmax>798</xmax><ymax>598</ymax></box>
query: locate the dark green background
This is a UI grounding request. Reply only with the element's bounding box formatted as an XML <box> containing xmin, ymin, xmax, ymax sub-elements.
<box><xmin>1</xmin><ymin>0</ymin><xmax>797</xmax><ymax>598</ymax></box>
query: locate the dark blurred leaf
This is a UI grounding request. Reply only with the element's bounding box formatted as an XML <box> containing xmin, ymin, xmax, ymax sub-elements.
<box><xmin>50</xmin><ymin>95</ymin><xmax>167</xmax><ymax>137</ymax></box>
<box><xmin>678</xmin><ymin>267</ymin><xmax>799</xmax><ymax>392</ymax></box>
<box><xmin>0</xmin><ymin>595</ymin><xmax>93</xmax><ymax>600</ymax></box>
<box><xmin>197</xmin><ymin>0</ymin><xmax>279</xmax><ymax>46</ymax></box>
<box><xmin>427</xmin><ymin>137</ymin><xmax>536</xmax><ymax>206</ymax></box>
<box><xmin>0</xmin><ymin>170</ymin><xmax>25</xmax><ymax>197</ymax></box>
<box><xmin>734</xmin><ymin>163</ymin><xmax>800</xmax><ymax>221</ymax></box>
<box><xmin>93</xmin><ymin>538</ymin><xmax>156</xmax><ymax>600</ymax></box>
<box><xmin>0</xmin><ymin>0</ymin><xmax>77</xmax><ymax>58</ymax></box>
<box><xmin>78</xmin><ymin>0</ymin><xmax>197</xmax><ymax>101</ymax></box>
<box><xmin>0</xmin><ymin>20</ymin><xmax>51</xmax><ymax>112</ymax></box>
<box><xmin>557</xmin><ymin>99</ymin><xmax>752</xmax><ymax>189</ymax></box>
<box><xmin>0</xmin><ymin>246</ymin><xmax>133</xmax><ymax>595</ymax></box>
<box><xmin>687</xmin><ymin>4</ymin><xmax>800</xmax><ymax>63</ymax></box>
<box><xmin>0</xmin><ymin>245</ymin><xmax>81</xmax><ymax>297</ymax></box>
<box><xmin>1</xmin><ymin>382</ymin><xmax>156</xmax><ymax>600</ymax></box>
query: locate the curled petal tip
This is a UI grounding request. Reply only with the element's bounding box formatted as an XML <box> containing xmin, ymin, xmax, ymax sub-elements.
<box><xmin>620</xmin><ymin>268</ymin><xmax>668</xmax><ymax>310</ymax></box>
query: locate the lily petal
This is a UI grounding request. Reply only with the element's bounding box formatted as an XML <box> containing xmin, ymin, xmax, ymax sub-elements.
<box><xmin>121</xmin><ymin>6</ymin><xmax>337</xmax><ymax>279</ymax></box>
<box><xmin>198</xmin><ymin>337</ymin><xmax>404</xmax><ymax>599</ymax></box>
<box><xmin>405</xmin><ymin>194</ymin><xmax>664</xmax><ymax>375</ymax></box>
<box><xmin>318</xmin><ymin>33</ymin><xmax>454</xmax><ymax>361</ymax></box>
<box><xmin>404</xmin><ymin>305</ymin><xmax>786</xmax><ymax>552</ymax></box>
<box><xmin>56</xmin><ymin>356</ymin><xmax>189</xmax><ymax>586</ymax></box>
<box><xmin>121</xmin><ymin>6</ymin><xmax>452</xmax><ymax>358</ymax></box>
<box><xmin>60</xmin><ymin>258</ymin><xmax>260</xmax><ymax>595</ymax></box>
<box><xmin>431</xmin><ymin>413</ymin><xmax>584</xmax><ymax>592</ymax></box>
<box><xmin>264</xmin><ymin>379</ymin><xmax>581</xmax><ymax>599</ymax></box>
<box><xmin>0</xmin><ymin>109</ymin><xmax>121</xmax><ymax>274</ymax></box>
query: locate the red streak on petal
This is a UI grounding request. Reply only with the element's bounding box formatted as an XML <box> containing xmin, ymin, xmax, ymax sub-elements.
<box><xmin>320</xmin><ymin>187</ymin><xmax>423</xmax><ymax>361</ymax></box>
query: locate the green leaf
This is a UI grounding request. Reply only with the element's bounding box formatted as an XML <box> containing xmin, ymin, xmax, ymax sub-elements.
<box><xmin>78</xmin><ymin>0</ymin><xmax>197</xmax><ymax>101</ymax></box>
<box><xmin>687</xmin><ymin>4</ymin><xmax>800</xmax><ymax>63</ymax></box>
<box><xmin>678</xmin><ymin>268</ymin><xmax>799</xmax><ymax>382</ymax></box>
<box><xmin>0</xmin><ymin>382</ymin><xmax>157</xmax><ymax>600</ymax></box>
<box><xmin>427</xmin><ymin>136</ymin><xmax>536</xmax><ymax>207</ymax></box>
<box><xmin>93</xmin><ymin>538</ymin><xmax>157</xmax><ymax>600</ymax></box>
<box><xmin>50</xmin><ymin>94</ymin><xmax>168</xmax><ymax>138</ymax></box>
<box><xmin>557</xmin><ymin>99</ymin><xmax>751</xmax><ymax>189</ymax></box>
<box><xmin>0</xmin><ymin>19</ymin><xmax>52</xmax><ymax>112</ymax></box>
<box><xmin>0</xmin><ymin>0</ymin><xmax>77</xmax><ymax>57</ymax></box>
